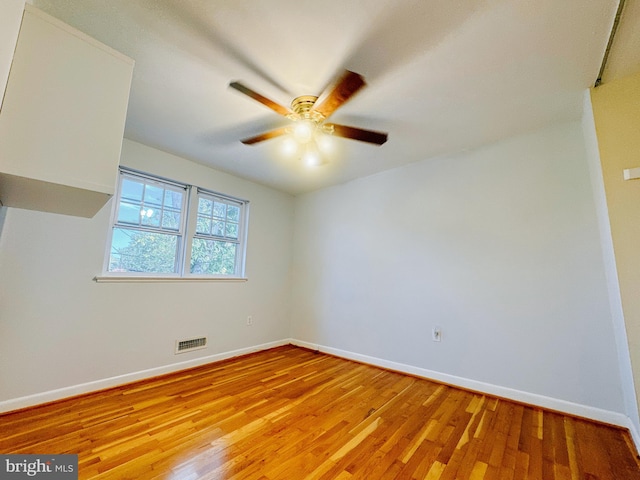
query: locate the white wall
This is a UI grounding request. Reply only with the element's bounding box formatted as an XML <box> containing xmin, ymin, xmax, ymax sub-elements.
<box><xmin>291</xmin><ymin>121</ymin><xmax>626</xmax><ymax>417</ymax></box>
<box><xmin>0</xmin><ymin>139</ymin><xmax>294</xmax><ymax>409</ymax></box>
<box><xmin>581</xmin><ymin>92</ymin><xmax>640</xmax><ymax>437</ymax></box>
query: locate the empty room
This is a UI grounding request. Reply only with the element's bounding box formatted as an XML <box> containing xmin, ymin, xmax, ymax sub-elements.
<box><xmin>2</xmin><ymin>0</ymin><xmax>640</xmax><ymax>478</ymax></box>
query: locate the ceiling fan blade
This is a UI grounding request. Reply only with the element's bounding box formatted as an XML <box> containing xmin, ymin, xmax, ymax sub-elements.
<box><xmin>311</xmin><ymin>70</ymin><xmax>366</xmax><ymax>119</ymax></box>
<box><xmin>241</xmin><ymin>127</ymin><xmax>289</xmax><ymax>145</ymax></box>
<box><xmin>327</xmin><ymin>124</ymin><xmax>388</xmax><ymax>145</ymax></box>
<box><xmin>229</xmin><ymin>82</ymin><xmax>292</xmax><ymax>117</ymax></box>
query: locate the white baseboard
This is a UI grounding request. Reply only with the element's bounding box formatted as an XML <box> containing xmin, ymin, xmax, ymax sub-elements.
<box><xmin>627</xmin><ymin>420</ymin><xmax>640</xmax><ymax>455</ymax></box>
<box><xmin>290</xmin><ymin>338</ymin><xmax>634</xmax><ymax>432</ymax></box>
<box><xmin>0</xmin><ymin>339</ymin><xmax>289</xmax><ymax>414</ymax></box>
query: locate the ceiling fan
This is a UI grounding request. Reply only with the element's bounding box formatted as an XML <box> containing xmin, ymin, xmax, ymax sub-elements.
<box><xmin>229</xmin><ymin>70</ymin><xmax>388</xmax><ymax>153</ymax></box>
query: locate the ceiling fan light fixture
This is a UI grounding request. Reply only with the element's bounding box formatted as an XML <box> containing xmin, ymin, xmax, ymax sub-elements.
<box><xmin>302</xmin><ymin>146</ymin><xmax>323</xmax><ymax>167</ymax></box>
<box><xmin>293</xmin><ymin>119</ymin><xmax>316</xmax><ymax>144</ymax></box>
<box><xmin>315</xmin><ymin>133</ymin><xmax>335</xmax><ymax>154</ymax></box>
<box><xmin>281</xmin><ymin>137</ymin><xmax>299</xmax><ymax>157</ymax></box>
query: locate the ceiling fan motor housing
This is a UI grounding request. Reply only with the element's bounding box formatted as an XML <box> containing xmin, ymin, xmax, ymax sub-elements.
<box><xmin>290</xmin><ymin>95</ymin><xmax>322</xmax><ymax>120</ymax></box>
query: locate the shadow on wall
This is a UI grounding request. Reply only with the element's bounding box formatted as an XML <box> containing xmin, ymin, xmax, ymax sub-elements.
<box><xmin>0</xmin><ymin>206</ymin><xmax>6</xmax><ymax>239</ymax></box>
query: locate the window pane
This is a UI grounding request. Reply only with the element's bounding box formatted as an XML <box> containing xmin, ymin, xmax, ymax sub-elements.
<box><xmin>109</xmin><ymin>228</ymin><xmax>179</xmax><ymax>274</ymax></box>
<box><xmin>141</xmin><ymin>207</ymin><xmax>161</xmax><ymax>227</ymax></box>
<box><xmin>198</xmin><ymin>198</ymin><xmax>213</xmax><ymax>215</ymax></box>
<box><xmin>162</xmin><ymin>210</ymin><xmax>181</xmax><ymax>230</ymax></box>
<box><xmin>117</xmin><ymin>201</ymin><xmax>142</xmax><ymax>225</ymax></box>
<box><xmin>144</xmin><ymin>184</ymin><xmax>164</xmax><ymax>208</ymax></box>
<box><xmin>190</xmin><ymin>238</ymin><xmax>237</xmax><ymax>275</ymax></box>
<box><xmin>225</xmin><ymin>223</ymin><xmax>238</xmax><ymax>239</ymax></box>
<box><xmin>164</xmin><ymin>190</ymin><xmax>184</xmax><ymax>209</ymax></box>
<box><xmin>197</xmin><ymin>216</ymin><xmax>211</xmax><ymax>235</ymax></box>
<box><xmin>213</xmin><ymin>202</ymin><xmax>226</xmax><ymax>219</ymax></box>
<box><xmin>227</xmin><ymin>205</ymin><xmax>240</xmax><ymax>222</ymax></box>
<box><xmin>121</xmin><ymin>178</ymin><xmax>143</xmax><ymax>202</ymax></box>
<box><xmin>212</xmin><ymin>220</ymin><xmax>225</xmax><ymax>236</ymax></box>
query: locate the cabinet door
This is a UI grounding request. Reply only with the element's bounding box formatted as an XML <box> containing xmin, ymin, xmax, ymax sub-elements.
<box><xmin>0</xmin><ymin>5</ymin><xmax>134</xmax><ymax>217</ymax></box>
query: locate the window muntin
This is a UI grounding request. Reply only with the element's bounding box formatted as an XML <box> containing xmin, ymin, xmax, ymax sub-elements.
<box><xmin>195</xmin><ymin>194</ymin><xmax>241</xmax><ymax>240</ymax></box>
<box><xmin>116</xmin><ymin>176</ymin><xmax>185</xmax><ymax>231</ymax></box>
<box><xmin>105</xmin><ymin>169</ymin><xmax>248</xmax><ymax>278</ymax></box>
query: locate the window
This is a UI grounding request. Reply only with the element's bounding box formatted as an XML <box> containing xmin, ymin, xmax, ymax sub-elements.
<box><xmin>191</xmin><ymin>191</ymin><xmax>244</xmax><ymax>275</ymax></box>
<box><xmin>108</xmin><ymin>173</ymin><xmax>187</xmax><ymax>274</ymax></box>
<box><xmin>105</xmin><ymin>169</ymin><xmax>248</xmax><ymax>278</ymax></box>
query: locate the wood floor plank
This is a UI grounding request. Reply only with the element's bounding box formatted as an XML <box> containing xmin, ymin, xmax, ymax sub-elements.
<box><xmin>0</xmin><ymin>345</ymin><xmax>638</xmax><ymax>479</ymax></box>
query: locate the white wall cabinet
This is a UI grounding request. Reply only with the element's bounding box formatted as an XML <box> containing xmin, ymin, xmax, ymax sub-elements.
<box><xmin>0</xmin><ymin>5</ymin><xmax>134</xmax><ymax>217</ymax></box>
<box><xmin>0</xmin><ymin>0</ymin><xmax>25</xmax><ymax>107</ymax></box>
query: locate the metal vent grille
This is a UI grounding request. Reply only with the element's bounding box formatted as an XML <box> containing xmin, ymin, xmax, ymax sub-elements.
<box><xmin>175</xmin><ymin>337</ymin><xmax>207</xmax><ymax>354</ymax></box>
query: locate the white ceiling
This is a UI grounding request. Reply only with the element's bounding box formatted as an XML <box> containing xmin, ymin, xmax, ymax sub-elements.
<box><xmin>30</xmin><ymin>0</ymin><xmax>639</xmax><ymax>195</ymax></box>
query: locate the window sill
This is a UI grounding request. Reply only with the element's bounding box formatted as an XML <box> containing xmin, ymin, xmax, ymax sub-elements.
<box><xmin>93</xmin><ymin>276</ymin><xmax>248</xmax><ymax>283</ymax></box>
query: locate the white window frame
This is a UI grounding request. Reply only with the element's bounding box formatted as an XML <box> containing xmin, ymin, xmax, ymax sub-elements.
<box><xmin>100</xmin><ymin>168</ymin><xmax>249</xmax><ymax>281</ymax></box>
<box><xmin>185</xmin><ymin>188</ymin><xmax>248</xmax><ymax>277</ymax></box>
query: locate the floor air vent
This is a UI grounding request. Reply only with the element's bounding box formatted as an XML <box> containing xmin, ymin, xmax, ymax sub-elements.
<box><xmin>175</xmin><ymin>336</ymin><xmax>207</xmax><ymax>354</ymax></box>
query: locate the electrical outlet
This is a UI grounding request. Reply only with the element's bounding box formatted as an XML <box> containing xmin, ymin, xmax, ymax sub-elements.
<box><xmin>246</xmin><ymin>315</ymin><xmax>253</xmax><ymax>326</ymax></box>
<box><xmin>432</xmin><ymin>326</ymin><xmax>442</xmax><ymax>342</ymax></box>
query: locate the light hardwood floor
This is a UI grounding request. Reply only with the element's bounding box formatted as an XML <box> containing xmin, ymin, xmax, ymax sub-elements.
<box><xmin>1</xmin><ymin>345</ymin><xmax>639</xmax><ymax>479</ymax></box>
